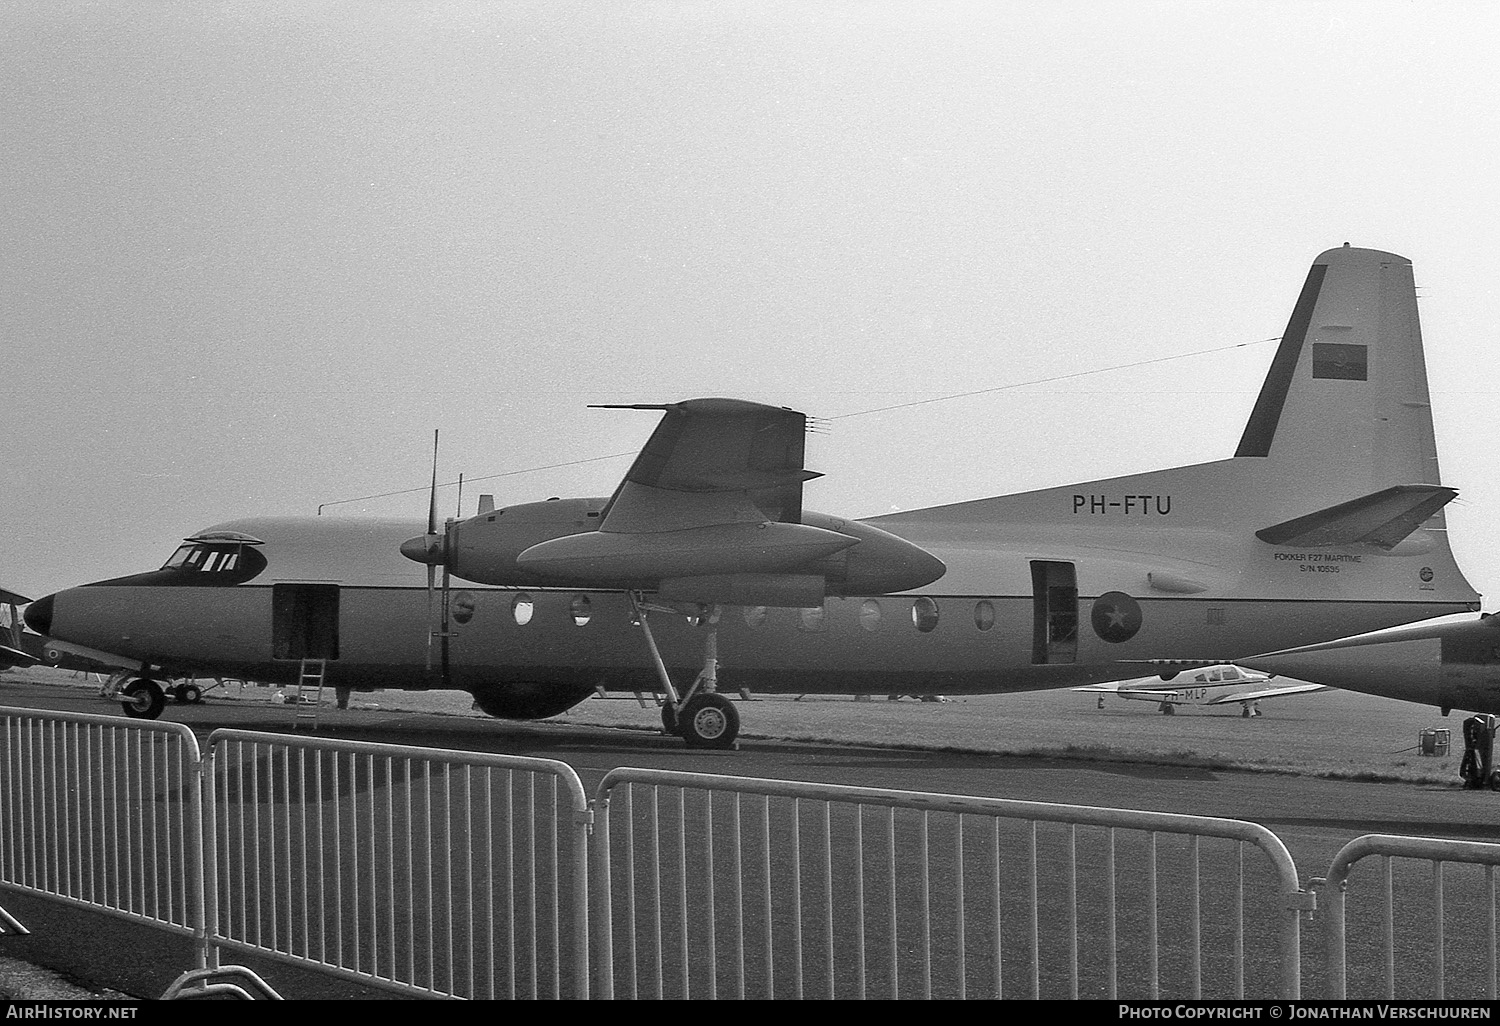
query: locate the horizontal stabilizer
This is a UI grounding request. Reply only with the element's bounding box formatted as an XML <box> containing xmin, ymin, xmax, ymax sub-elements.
<box><xmin>1255</xmin><ymin>484</ymin><xmax>1457</xmax><ymax>549</ymax></box>
<box><xmin>1</xmin><ymin>587</ymin><xmax>30</xmax><ymax>606</ymax></box>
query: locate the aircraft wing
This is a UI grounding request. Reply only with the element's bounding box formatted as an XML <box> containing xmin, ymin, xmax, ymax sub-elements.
<box><xmin>1203</xmin><ymin>682</ymin><xmax>1330</xmax><ymax>704</ymax></box>
<box><xmin>1072</xmin><ymin>679</ymin><xmax>1173</xmax><ymax>695</ymax></box>
<box><xmin>1255</xmin><ymin>484</ymin><xmax>1457</xmax><ymax>548</ymax></box>
<box><xmin>591</xmin><ymin>398</ymin><xmax>819</xmax><ymax>532</ymax></box>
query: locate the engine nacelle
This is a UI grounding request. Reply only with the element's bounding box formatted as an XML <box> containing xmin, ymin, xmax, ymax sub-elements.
<box><xmin>406</xmin><ymin>498</ymin><xmax>946</xmax><ymax>603</ymax></box>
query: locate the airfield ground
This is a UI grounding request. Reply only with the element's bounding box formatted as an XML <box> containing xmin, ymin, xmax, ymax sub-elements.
<box><xmin>18</xmin><ymin>667</ymin><xmax>1461</xmax><ymax>787</ymax></box>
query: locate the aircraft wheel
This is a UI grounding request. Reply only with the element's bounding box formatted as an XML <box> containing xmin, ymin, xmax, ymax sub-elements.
<box><xmin>661</xmin><ymin>702</ymin><xmax>680</xmax><ymax>736</ymax></box>
<box><xmin>1160</xmin><ymin>703</ymin><xmax>1175</xmax><ymax>716</ymax></box>
<box><xmin>680</xmin><ymin>694</ymin><xmax>739</xmax><ymax>749</ymax></box>
<box><xmin>121</xmin><ymin>679</ymin><xmax>166</xmax><ymax>720</ymax></box>
<box><xmin>181</xmin><ymin>683</ymin><xmax>203</xmax><ymax>704</ymax></box>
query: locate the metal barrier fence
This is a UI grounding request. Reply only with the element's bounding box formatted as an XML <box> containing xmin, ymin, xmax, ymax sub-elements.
<box><xmin>8</xmin><ymin>703</ymin><xmax>1500</xmax><ymax>1001</ymax></box>
<box><xmin>1314</xmin><ymin>834</ymin><xmax>1500</xmax><ymax>1000</ymax></box>
<box><xmin>177</xmin><ymin>730</ymin><xmax>592</xmax><ymax>999</ymax></box>
<box><xmin>591</xmin><ymin>768</ymin><xmax>1307</xmax><ymax>1000</ymax></box>
<box><xmin>0</xmin><ymin>706</ymin><xmax>205</xmax><ymax>947</ymax></box>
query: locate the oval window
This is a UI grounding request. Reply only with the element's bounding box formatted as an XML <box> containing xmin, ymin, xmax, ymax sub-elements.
<box><xmin>974</xmin><ymin>600</ymin><xmax>995</xmax><ymax>632</ymax></box>
<box><xmin>859</xmin><ymin>599</ymin><xmax>882</xmax><ymax>632</ymax></box>
<box><xmin>799</xmin><ymin>605</ymin><xmax>826</xmax><ymax>633</ymax></box>
<box><xmin>512</xmin><ymin>593</ymin><xmax>534</xmax><ymax>626</ymax></box>
<box><xmin>912</xmin><ymin>597</ymin><xmax>939</xmax><ymax>633</ymax></box>
<box><xmin>743</xmin><ymin>605</ymin><xmax>767</xmax><ymax>629</ymax></box>
<box><xmin>570</xmin><ymin>595</ymin><xmax>591</xmax><ymax>627</ymax></box>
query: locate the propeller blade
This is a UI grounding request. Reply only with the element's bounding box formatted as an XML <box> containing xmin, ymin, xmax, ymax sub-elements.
<box><xmin>425</xmin><ymin>562</ymin><xmax>435</xmax><ymax>671</ymax></box>
<box><xmin>425</xmin><ymin>430</ymin><xmax>439</xmax><ymax>672</ymax></box>
<box><xmin>427</xmin><ymin>429</ymin><xmax>439</xmax><ymax>538</ymax></box>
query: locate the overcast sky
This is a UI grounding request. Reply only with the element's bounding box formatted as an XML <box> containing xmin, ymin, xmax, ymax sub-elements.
<box><xmin>3</xmin><ymin>2</ymin><xmax>1498</xmax><ymax>603</ymax></box>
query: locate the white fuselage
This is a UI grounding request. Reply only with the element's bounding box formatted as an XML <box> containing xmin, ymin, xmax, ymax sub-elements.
<box><xmin>34</xmin><ymin>508</ymin><xmax>1477</xmax><ymax>700</ymax></box>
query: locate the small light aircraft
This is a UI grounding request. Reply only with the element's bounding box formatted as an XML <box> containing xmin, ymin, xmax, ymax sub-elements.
<box><xmin>1072</xmin><ymin>664</ymin><xmax>1329</xmax><ymax>717</ymax></box>
<box><xmin>1240</xmin><ymin>613</ymin><xmax>1500</xmax><ymax>717</ymax></box>
<box><xmin>24</xmin><ymin>246</ymin><xmax>1481</xmax><ymax>747</ymax></box>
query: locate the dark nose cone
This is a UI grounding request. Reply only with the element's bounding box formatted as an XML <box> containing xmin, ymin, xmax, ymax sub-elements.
<box><xmin>23</xmin><ymin>594</ymin><xmax>54</xmax><ymax>636</ymax></box>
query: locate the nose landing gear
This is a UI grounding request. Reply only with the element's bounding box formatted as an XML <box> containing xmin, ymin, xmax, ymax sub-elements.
<box><xmin>120</xmin><ymin>678</ymin><xmax>166</xmax><ymax>720</ymax></box>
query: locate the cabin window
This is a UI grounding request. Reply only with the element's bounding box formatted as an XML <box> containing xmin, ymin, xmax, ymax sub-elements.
<box><xmin>743</xmin><ymin>606</ymin><xmax>766</xmax><ymax>629</ymax></box>
<box><xmin>912</xmin><ymin>597</ymin><xmax>939</xmax><ymax>633</ymax></box>
<box><xmin>570</xmin><ymin>595</ymin><xmax>591</xmax><ymax>627</ymax></box>
<box><xmin>512</xmin><ymin>593</ymin><xmax>534</xmax><ymax>626</ymax></box>
<box><xmin>799</xmin><ymin>606</ymin><xmax>827</xmax><ymax>633</ymax></box>
<box><xmin>974</xmin><ymin>600</ymin><xmax>995</xmax><ymax>632</ymax></box>
<box><xmin>859</xmin><ymin>600</ymin><xmax>882</xmax><ymax>632</ymax></box>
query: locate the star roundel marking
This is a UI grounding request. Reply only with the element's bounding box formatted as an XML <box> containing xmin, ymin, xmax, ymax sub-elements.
<box><xmin>1091</xmin><ymin>591</ymin><xmax>1143</xmax><ymax>644</ymax></box>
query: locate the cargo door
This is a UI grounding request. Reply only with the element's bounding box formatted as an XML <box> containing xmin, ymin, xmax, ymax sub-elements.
<box><xmin>272</xmin><ymin>584</ymin><xmax>340</xmax><ymax>661</ymax></box>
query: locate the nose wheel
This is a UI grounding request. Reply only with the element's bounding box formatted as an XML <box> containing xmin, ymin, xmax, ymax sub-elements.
<box><xmin>120</xmin><ymin>678</ymin><xmax>166</xmax><ymax>720</ymax></box>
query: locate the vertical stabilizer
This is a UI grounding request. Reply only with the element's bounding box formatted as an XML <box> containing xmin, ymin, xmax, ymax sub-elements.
<box><xmin>1235</xmin><ymin>246</ymin><xmax>1440</xmax><ymax>496</ymax></box>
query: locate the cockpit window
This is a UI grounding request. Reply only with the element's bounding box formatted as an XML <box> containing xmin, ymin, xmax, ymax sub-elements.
<box><xmin>160</xmin><ymin>543</ymin><xmax>264</xmax><ymax>578</ymax></box>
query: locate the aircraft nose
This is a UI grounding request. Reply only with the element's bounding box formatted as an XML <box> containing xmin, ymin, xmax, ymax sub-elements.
<box><xmin>23</xmin><ymin>593</ymin><xmax>54</xmax><ymax>635</ymax></box>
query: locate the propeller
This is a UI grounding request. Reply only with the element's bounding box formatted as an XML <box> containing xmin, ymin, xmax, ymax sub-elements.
<box><xmin>399</xmin><ymin>433</ymin><xmax>474</xmax><ymax>682</ymax></box>
<box><xmin>396</xmin><ymin>430</ymin><xmax>449</xmax><ymax>674</ymax></box>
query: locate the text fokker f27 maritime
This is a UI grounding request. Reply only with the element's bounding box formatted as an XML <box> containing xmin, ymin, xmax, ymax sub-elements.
<box><xmin>1072</xmin><ymin>665</ymin><xmax>1329</xmax><ymax>718</ymax></box>
<box><xmin>25</xmin><ymin>246</ymin><xmax>1478</xmax><ymax>747</ymax></box>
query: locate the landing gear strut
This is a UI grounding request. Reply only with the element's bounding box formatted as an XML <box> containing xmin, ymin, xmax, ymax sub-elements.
<box><xmin>631</xmin><ymin>592</ymin><xmax>739</xmax><ymax>749</ymax></box>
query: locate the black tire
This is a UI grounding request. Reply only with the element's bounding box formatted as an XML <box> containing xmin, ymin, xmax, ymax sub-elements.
<box><xmin>121</xmin><ymin>679</ymin><xmax>166</xmax><ymax>720</ymax></box>
<box><xmin>680</xmin><ymin>693</ymin><xmax>739</xmax><ymax>749</ymax></box>
<box><xmin>181</xmin><ymin>683</ymin><xmax>203</xmax><ymax>704</ymax></box>
<box><xmin>661</xmin><ymin>702</ymin><xmax>680</xmax><ymax>736</ymax></box>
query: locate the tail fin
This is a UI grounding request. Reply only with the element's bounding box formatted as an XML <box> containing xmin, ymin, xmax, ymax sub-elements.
<box><xmin>872</xmin><ymin>245</ymin><xmax>1477</xmax><ymax>616</ymax></box>
<box><xmin>1234</xmin><ymin>245</ymin><xmax>1442</xmax><ymax>495</ymax></box>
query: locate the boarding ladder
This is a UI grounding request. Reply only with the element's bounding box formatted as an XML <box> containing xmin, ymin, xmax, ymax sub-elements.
<box><xmin>292</xmin><ymin>658</ymin><xmax>327</xmax><ymax>729</ymax></box>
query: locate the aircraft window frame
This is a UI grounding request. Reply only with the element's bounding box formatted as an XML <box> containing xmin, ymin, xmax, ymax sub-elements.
<box><xmin>743</xmin><ymin>606</ymin><xmax>767</xmax><ymax>629</ymax></box>
<box><xmin>912</xmin><ymin>597</ymin><xmax>939</xmax><ymax>633</ymax></box>
<box><xmin>163</xmin><ymin>545</ymin><xmax>195</xmax><ymax>569</ymax></box>
<box><xmin>859</xmin><ymin>600</ymin><xmax>882</xmax><ymax>632</ymax></box>
<box><xmin>512</xmin><ymin>593</ymin><xmax>534</xmax><ymax>626</ymax></box>
<box><xmin>974</xmin><ymin>600</ymin><xmax>995</xmax><ymax>632</ymax></box>
<box><xmin>570</xmin><ymin>595</ymin><xmax>591</xmax><ymax>627</ymax></box>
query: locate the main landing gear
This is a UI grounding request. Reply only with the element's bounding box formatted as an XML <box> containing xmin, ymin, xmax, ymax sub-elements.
<box><xmin>631</xmin><ymin>592</ymin><xmax>740</xmax><ymax>750</ymax></box>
